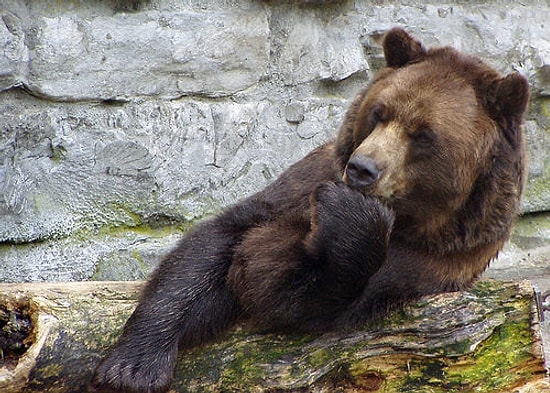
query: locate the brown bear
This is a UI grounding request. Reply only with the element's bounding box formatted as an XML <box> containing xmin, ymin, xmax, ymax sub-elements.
<box><xmin>91</xmin><ymin>28</ymin><xmax>529</xmax><ymax>393</ymax></box>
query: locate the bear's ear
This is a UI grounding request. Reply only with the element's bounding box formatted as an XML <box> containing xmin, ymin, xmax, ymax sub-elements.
<box><xmin>383</xmin><ymin>28</ymin><xmax>426</xmax><ymax>68</ymax></box>
<box><xmin>488</xmin><ymin>73</ymin><xmax>530</xmax><ymax>120</ymax></box>
<box><xmin>486</xmin><ymin>73</ymin><xmax>530</xmax><ymax>147</ymax></box>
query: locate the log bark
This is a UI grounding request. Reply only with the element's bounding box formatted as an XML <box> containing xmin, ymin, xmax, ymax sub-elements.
<box><xmin>0</xmin><ymin>280</ymin><xmax>547</xmax><ymax>393</ymax></box>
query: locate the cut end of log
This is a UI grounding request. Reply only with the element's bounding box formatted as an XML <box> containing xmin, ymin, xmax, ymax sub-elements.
<box><xmin>0</xmin><ymin>303</ymin><xmax>33</xmax><ymax>370</ymax></box>
<box><xmin>0</xmin><ymin>296</ymin><xmax>55</xmax><ymax>393</ymax></box>
<box><xmin>0</xmin><ymin>281</ymin><xmax>142</xmax><ymax>393</ymax></box>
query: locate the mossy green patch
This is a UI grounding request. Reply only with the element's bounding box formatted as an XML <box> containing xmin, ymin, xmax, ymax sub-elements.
<box><xmin>95</xmin><ymin>221</ymin><xmax>188</xmax><ymax>238</ymax></box>
<box><xmin>88</xmin><ymin>219</ymin><xmax>192</xmax><ymax>280</ymax></box>
<box><xmin>343</xmin><ymin>282</ymin><xmax>540</xmax><ymax>393</ymax></box>
<box><xmin>445</xmin><ymin>317</ymin><xmax>534</xmax><ymax>390</ymax></box>
<box><xmin>217</xmin><ymin>334</ymin><xmax>315</xmax><ymax>389</ymax></box>
<box><xmin>306</xmin><ymin>347</ymin><xmax>338</xmax><ymax>369</ymax></box>
<box><xmin>93</xmin><ymin>201</ymin><xmax>195</xmax><ymax>238</ymax></box>
<box><xmin>540</xmin><ymin>98</ymin><xmax>550</xmax><ymax>127</ymax></box>
<box><xmin>398</xmin><ymin>359</ymin><xmax>457</xmax><ymax>392</ymax></box>
<box><xmin>392</xmin><ymin>299</ymin><xmax>535</xmax><ymax>392</ymax></box>
<box><xmin>374</xmin><ymin>307</ymin><xmax>411</xmax><ymax>329</ymax></box>
<box><xmin>469</xmin><ymin>279</ymin><xmax>519</xmax><ymax>302</ymax></box>
<box><xmin>172</xmin><ymin>331</ymin><xmax>320</xmax><ymax>392</ymax></box>
<box><xmin>35</xmin><ymin>363</ymin><xmax>63</xmax><ymax>379</ymax></box>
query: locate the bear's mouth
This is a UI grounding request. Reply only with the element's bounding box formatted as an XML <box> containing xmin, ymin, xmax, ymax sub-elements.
<box><xmin>342</xmin><ymin>175</ymin><xmax>376</xmax><ymax>195</ymax></box>
<box><xmin>343</xmin><ymin>169</ymin><xmax>406</xmax><ymax>206</ymax></box>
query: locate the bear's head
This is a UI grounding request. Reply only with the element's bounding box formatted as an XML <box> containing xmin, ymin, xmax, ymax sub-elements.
<box><xmin>336</xmin><ymin>28</ymin><xmax>529</xmax><ymax>257</ymax></box>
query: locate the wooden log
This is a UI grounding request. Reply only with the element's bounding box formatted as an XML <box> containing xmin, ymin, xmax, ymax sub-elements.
<box><xmin>0</xmin><ymin>280</ymin><xmax>547</xmax><ymax>393</ymax></box>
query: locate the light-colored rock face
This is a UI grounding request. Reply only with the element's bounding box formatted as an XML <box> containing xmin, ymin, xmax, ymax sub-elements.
<box><xmin>0</xmin><ymin>1</ymin><xmax>549</xmax><ymax>282</ymax></box>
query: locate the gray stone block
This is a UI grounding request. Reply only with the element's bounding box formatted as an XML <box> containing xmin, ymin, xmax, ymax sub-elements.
<box><xmin>2</xmin><ymin>5</ymin><xmax>269</xmax><ymax>100</ymax></box>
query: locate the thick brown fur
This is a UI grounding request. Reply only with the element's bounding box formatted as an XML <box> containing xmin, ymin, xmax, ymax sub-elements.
<box><xmin>91</xmin><ymin>28</ymin><xmax>529</xmax><ymax>393</ymax></box>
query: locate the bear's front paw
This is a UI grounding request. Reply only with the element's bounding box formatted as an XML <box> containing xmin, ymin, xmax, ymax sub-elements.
<box><xmin>91</xmin><ymin>346</ymin><xmax>175</xmax><ymax>393</ymax></box>
<box><xmin>310</xmin><ymin>181</ymin><xmax>394</xmax><ymax>239</ymax></box>
<box><xmin>311</xmin><ymin>181</ymin><xmax>367</xmax><ymax>212</ymax></box>
<box><xmin>306</xmin><ymin>181</ymin><xmax>394</xmax><ymax>281</ymax></box>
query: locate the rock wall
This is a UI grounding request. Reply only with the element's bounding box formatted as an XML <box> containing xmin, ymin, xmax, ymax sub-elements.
<box><xmin>0</xmin><ymin>0</ymin><xmax>549</xmax><ymax>282</ymax></box>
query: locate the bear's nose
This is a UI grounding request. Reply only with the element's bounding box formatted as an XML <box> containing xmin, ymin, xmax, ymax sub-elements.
<box><xmin>345</xmin><ymin>156</ymin><xmax>380</xmax><ymax>188</ymax></box>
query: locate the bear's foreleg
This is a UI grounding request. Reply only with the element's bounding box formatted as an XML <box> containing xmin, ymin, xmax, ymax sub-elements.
<box><xmin>229</xmin><ymin>182</ymin><xmax>394</xmax><ymax>333</ymax></box>
<box><xmin>305</xmin><ymin>182</ymin><xmax>394</xmax><ymax>296</ymax></box>
<box><xmin>91</xmin><ymin>198</ymin><xmax>272</xmax><ymax>393</ymax></box>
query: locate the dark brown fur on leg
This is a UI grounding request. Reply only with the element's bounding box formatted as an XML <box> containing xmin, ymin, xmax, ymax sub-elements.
<box><xmin>91</xmin><ymin>199</ymin><xmax>272</xmax><ymax>393</ymax></box>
